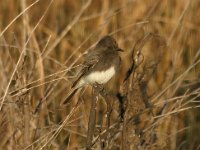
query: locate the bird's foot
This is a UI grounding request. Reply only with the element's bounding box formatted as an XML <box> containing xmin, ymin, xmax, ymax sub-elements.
<box><xmin>93</xmin><ymin>82</ymin><xmax>104</xmax><ymax>92</ymax></box>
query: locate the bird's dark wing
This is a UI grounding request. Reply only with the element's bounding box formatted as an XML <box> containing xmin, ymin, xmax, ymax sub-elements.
<box><xmin>71</xmin><ymin>53</ymin><xmax>100</xmax><ymax>88</ymax></box>
<box><xmin>62</xmin><ymin>52</ymin><xmax>101</xmax><ymax>105</ymax></box>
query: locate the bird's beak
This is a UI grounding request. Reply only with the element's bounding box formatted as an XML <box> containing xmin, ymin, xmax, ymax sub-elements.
<box><xmin>117</xmin><ymin>48</ymin><xmax>124</xmax><ymax>52</ymax></box>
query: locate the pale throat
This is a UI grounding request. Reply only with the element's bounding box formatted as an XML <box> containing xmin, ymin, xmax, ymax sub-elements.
<box><xmin>79</xmin><ymin>66</ymin><xmax>116</xmax><ymax>86</ymax></box>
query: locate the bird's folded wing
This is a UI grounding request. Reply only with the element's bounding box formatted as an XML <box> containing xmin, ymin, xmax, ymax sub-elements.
<box><xmin>71</xmin><ymin>55</ymin><xmax>100</xmax><ymax>88</ymax></box>
<box><xmin>61</xmin><ymin>55</ymin><xmax>100</xmax><ymax>105</ymax></box>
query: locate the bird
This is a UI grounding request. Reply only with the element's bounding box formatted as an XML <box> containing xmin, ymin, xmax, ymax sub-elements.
<box><xmin>61</xmin><ymin>35</ymin><xmax>123</xmax><ymax>105</ymax></box>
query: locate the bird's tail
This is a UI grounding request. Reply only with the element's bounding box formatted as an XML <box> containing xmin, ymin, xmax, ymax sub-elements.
<box><xmin>61</xmin><ymin>87</ymin><xmax>80</xmax><ymax>105</ymax></box>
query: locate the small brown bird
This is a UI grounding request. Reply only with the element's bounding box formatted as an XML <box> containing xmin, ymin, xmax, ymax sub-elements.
<box><xmin>61</xmin><ymin>35</ymin><xmax>123</xmax><ymax>104</ymax></box>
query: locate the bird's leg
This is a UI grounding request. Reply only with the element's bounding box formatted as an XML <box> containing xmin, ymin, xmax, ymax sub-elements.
<box><xmin>93</xmin><ymin>82</ymin><xmax>104</xmax><ymax>93</ymax></box>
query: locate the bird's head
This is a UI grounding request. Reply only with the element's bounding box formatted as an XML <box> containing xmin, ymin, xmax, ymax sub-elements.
<box><xmin>97</xmin><ymin>35</ymin><xmax>124</xmax><ymax>52</ymax></box>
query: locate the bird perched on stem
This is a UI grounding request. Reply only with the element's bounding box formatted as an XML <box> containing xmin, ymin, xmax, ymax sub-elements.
<box><xmin>61</xmin><ymin>35</ymin><xmax>123</xmax><ymax>105</ymax></box>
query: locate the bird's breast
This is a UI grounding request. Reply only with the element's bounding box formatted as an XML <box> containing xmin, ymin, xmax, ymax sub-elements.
<box><xmin>83</xmin><ymin>66</ymin><xmax>116</xmax><ymax>84</ymax></box>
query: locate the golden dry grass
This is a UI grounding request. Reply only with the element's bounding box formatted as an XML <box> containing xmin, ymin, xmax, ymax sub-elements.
<box><xmin>0</xmin><ymin>0</ymin><xmax>200</xmax><ymax>149</ymax></box>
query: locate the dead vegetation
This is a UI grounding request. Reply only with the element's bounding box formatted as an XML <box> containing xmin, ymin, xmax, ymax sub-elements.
<box><xmin>0</xmin><ymin>0</ymin><xmax>200</xmax><ymax>149</ymax></box>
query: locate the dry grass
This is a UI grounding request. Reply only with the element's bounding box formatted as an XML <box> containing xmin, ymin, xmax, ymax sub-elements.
<box><xmin>0</xmin><ymin>0</ymin><xmax>200</xmax><ymax>149</ymax></box>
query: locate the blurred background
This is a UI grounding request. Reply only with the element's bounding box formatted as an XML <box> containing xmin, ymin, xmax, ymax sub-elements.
<box><xmin>0</xmin><ymin>0</ymin><xmax>200</xmax><ymax>149</ymax></box>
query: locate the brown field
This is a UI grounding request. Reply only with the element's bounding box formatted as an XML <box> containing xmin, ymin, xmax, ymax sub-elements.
<box><xmin>0</xmin><ymin>0</ymin><xmax>200</xmax><ymax>149</ymax></box>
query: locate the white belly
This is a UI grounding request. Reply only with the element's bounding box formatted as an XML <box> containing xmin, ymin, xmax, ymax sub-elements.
<box><xmin>83</xmin><ymin>66</ymin><xmax>116</xmax><ymax>84</ymax></box>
